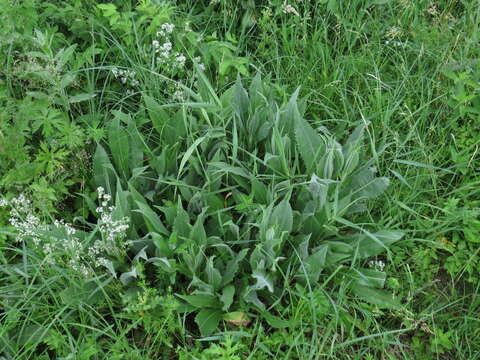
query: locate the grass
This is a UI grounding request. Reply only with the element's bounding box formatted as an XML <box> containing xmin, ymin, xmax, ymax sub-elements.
<box><xmin>1</xmin><ymin>0</ymin><xmax>480</xmax><ymax>359</ymax></box>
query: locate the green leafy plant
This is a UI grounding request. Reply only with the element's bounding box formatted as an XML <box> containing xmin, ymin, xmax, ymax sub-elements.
<box><xmin>53</xmin><ymin>73</ymin><xmax>402</xmax><ymax>336</ymax></box>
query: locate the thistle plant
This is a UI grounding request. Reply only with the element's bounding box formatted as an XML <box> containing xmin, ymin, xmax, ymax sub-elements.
<box><xmin>80</xmin><ymin>73</ymin><xmax>405</xmax><ymax>336</ymax></box>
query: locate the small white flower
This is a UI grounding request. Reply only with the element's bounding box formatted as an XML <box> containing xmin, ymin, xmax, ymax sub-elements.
<box><xmin>175</xmin><ymin>54</ymin><xmax>186</xmax><ymax>67</ymax></box>
<box><xmin>157</xmin><ymin>23</ymin><xmax>174</xmax><ymax>37</ymax></box>
<box><xmin>369</xmin><ymin>260</ymin><xmax>386</xmax><ymax>272</ymax></box>
<box><xmin>162</xmin><ymin>42</ymin><xmax>172</xmax><ymax>51</ymax></box>
<box><xmin>282</xmin><ymin>2</ymin><xmax>300</xmax><ymax>16</ymax></box>
<box><xmin>173</xmin><ymin>90</ymin><xmax>184</xmax><ymax>101</ymax></box>
<box><xmin>427</xmin><ymin>4</ymin><xmax>438</xmax><ymax>16</ymax></box>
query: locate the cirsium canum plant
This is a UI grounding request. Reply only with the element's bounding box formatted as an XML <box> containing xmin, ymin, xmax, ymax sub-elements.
<box><xmin>2</xmin><ymin>73</ymin><xmax>404</xmax><ymax>337</ymax></box>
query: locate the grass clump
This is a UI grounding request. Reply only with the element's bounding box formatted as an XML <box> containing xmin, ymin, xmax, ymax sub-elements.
<box><xmin>1</xmin><ymin>0</ymin><xmax>479</xmax><ymax>359</ymax></box>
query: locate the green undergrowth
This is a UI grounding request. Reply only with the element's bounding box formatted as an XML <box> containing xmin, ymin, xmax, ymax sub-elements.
<box><xmin>1</xmin><ymin>0</ymin><xmax>479</xmax><ymax>359</ymax></box>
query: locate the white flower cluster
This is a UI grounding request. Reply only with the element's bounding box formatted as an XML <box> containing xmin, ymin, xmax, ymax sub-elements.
<box><xmin>153</xmin><ymin>40</ymin><xmax>173</xmax><ymax>59</ymax></box>
<box><xmin>0</xmin><ymin>189</ymin><xmax>129</xmax><ymax>278</ymax></box>
<box><xmin>111</xmin><ymin>67</ymin><xmax>140</xmax><ymax>87</ymax></box>
<box><xmin>282</xmin><ymin>2</ymin><xmax>300</xmax><ymax>16</ymax></box>
<box><xmin>172</xmin><ymin>82</ymin><xmax>185</xmax><ymax>101</ymax></box>
<box><xmin>0</xmin><ymin>194</ymin><xmax>47</xmax><ymax>245</ymax></box>
<box><xmin>150</xmin><ymin>23</ymin><xmax>206</xmax><ymax>101</ymax></box>
<box><xmin>152</xmin><ymin>23</ymin><xmax>194</xmax><ymax>72</ymax></box>
<box><xmin>384</xmin><ymin>40</ymin><xmax>407</xmax><ymax>48</ymax></box>
<box><xmin>94</xmin><ymin>186</ymin><xmax>129</xmax><ymax>264</ymax></box>
<box><xmin>0</xmin><ymin>194</ymin><xmax>90</xmax><ymax>276</ymax></box>
<box><xmin>49</xmin><ymin>220</ymin><xmax>91</xmax><ymax>276</ymax></box>
<box><xmin>154</xmin><ymin>23</ymin><xmax>205</xmax><ymax>69</ymax></box>
<box><xmin>156</xmin><ymin>22</ymin><xmax>175</xmax><ymax>37</ymax></box>
<box><xmin>427</xmin><ymin>4</ymin><xmax>438</xmax><ymax>16</ymax></box>
<box><xmin>193</xmin><ymin>56</ymin><xmax>205</xmax><ymax>71</ymax></box>
<box><xmin>369</xmin><ymin>259</ymin><xmax>386</xmax><ymax>272</ymax></box>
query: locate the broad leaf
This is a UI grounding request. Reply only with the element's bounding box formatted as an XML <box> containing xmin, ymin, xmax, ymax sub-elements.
<box><xmin>270</xmin><ymin>199</ymin><xmax>293</xmax><ymax>234</ymax></box>
<box><xmin>220</xmin><ymin>285</ymin><xmax>235</xmax><ymax>311</ymax></box>
<box><xmin>195</xmin><ymin>309</ymin><xmax>223</xmax><ymax>336</ymax></box>
<box><xmin>177</xmin><ymin>293</ymin><xmax>221</xmax><ymax>309</ymax></box>
<box><xmin>294</xmin><ymin>113</ymin><xmax>325</xmax><ymax>173</ymax></box>
<box><xmin>351</xmin><ymin>284</ymin><xmax>401</xmax><ymax>309</ymax></box>
<box><xmin>252</xmin><ymin>269</ymin><xmax>274</xmax><ymax>293</ymax></box>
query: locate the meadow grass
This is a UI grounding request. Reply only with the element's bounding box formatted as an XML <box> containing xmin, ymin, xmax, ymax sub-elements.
<box><xmin>0</xmin><ymin>0</ymin><xmax>479</xmax><ymax>359</ymax></box>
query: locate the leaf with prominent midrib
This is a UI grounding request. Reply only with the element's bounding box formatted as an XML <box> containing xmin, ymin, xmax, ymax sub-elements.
<box><xmin>351</xmin><ymin>284</ymin><xmax>401</xmax><ymax>309</ymax></box>
<box><xmin>294</xmin><ymin>113</ymin><xmax>324</xmax><ymax>173</ymax></box>
<box><xmin>195</xmin><ymin>309</ymin><xmax>223</xmax><ymax>336</ymax></box>
<box><xmin>270</xmin><ymin>199</ymin><xmax>293</xmax><ymax>234</ymax></box>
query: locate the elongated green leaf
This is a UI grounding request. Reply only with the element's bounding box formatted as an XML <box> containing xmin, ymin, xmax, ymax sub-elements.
<box><xmin>349</xmin><ymin>268</ymin><xmax>386</xmax><ymax>288</ymax></box>
<box><xmin>195</xmin><ymin>309</ymin><xmax>223</xmax><ymax>336</ymax></box>
<box><xmin>351</xmin><ymin>284</ymin><xmax>401</xmax><ymax>309</ymax></box>
<box><xmin>299</xmin><ymin>244</ymin><xmax>328</xmax><ymax>283</ymax></box>
<box><xmin>343</xmin><ymin>122</ymin><xmax>367</xmax><ymax>159</ymax></box>
<box><xmin>114</xmin><ymin>178</ymin><xmax>130</xmax><ymax>220</ymax></box>
<box><xmin>92</xmin><ymin>144</ymin><xmax>115</xmax><ymax>192</ymax></box>
<box><xmin>360</xmin><ymin>177</ymin><xmax>390</xmax><ymax>199</ymax></box>
<box><xmin>220</xmin><ymin>285</ymin><xmax>235</xmax><ymax>311</ymax></box>
<box><xmin>119</xmin><ymin>267</ymin><xmax>137</xmax><ymax>286</ymax></box>
<box><xmin>178</xmin><ymin>135</ymin><xmax>209</xmax><ymax>179</ymax></box>
<box><xmin>209</xmin><ymin>162</ymin><xmax>250</xmax><ymax>178</ymax></box>
<box><xmin>190</xmin><ymin>212</ymin><xmax>207</xmax><ymax>246</ymax></box>
<box><xmin>233</xmin><ymin>75</ymin><xmax>249</xmax><ymax>124</ymax></box>
<box><xmin>69</xmin><ymin>93</ymin><xmax>96</xmax><ymax>103</ymax></box>
<box><xmin>128</xmin><ymin>122</ymin><xmax>144</xmax><ymax>173</ymax></box>
<box><xmin>294</xmin><ymin>114</ymin><xmax>324</xmax><ymax>173</ymax></box>
<box><xmin>194</xmin><ymin>64</ymin><xmax>221</xmax><ymax>106</ymax></box>
<box><xmin>143</xmin><ymin>94</ymin><xmax>169</xmax><ymax>136</ymax></box>
<box><xmin>133</xmin><ymin>201</ymin><xmax>168</xmax><ymax>235</ymax></box>
<box><xmin>394</xmin><ymin>159</ymin><xmax>454</xmax><ymax>174</ymax></box>
<box><xmin>280</xmin><ymin>87</ymin><xmax>300</xmax><ymax>139</ymax></box>
<box><xmin>355</xmin><ymin>230</ymin><xmax>404</xmax><ymax>259</ymax></box>
<box><xmin>252</xmin><ymin>269</ymin><xmax>274</xmax><ymax>293</ymax></box>
<box><xmin>351</xmin><ymin>167</ymin><xmax>389</xmax><ymax>200</ymax></box>
<box><xmin>173</xmin><ymin>199</ymin><xmax>190</xmax><ymax>238</ymax></box>
<box><xmin>177</xmin><ymin>293</ymin><xmax>221</xmax><ymax>309</ymax></box>
<box><xmin>262</xmin><ymin>312</ymin><xmax>296</xmax><ymax>329</ymax></box>
<box><xmin>243</xmin><ymin>288</ymin><xmax>265</xmax><ymax>310</ymax></box>
<box><xmin>205</xmin><ymin>257</ymin><xmax>222</xmax><ymax>290</ymax></box>
<box><xmin>389</xmin><ymin>169</ymin><xmax>411</xmax><ymax>189</ymax></box>
<box><xmin>221</xmin><ymin>248</ymin><xmax>248</xmax><ymax>286</ymax></box>
<box><xmin>270</xmin><ymin>199</ymin><xmax>293</xmax><ymax>234</ymax></box>
<box><xmin>108</xmin><ymin>113</ymin><xmax>130</xmax><ymax>178</ymax></box>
